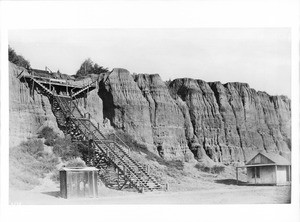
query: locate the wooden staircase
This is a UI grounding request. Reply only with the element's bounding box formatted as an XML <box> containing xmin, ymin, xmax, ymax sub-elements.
<box><xmin>71</xmin><ymin>81</ymin><xmax>97</xmax><ymax>99</ymax></box>
<box><xmin>20</xmin><ymin>74</ymin><xmax>164</xmax><ymax>193</ymax></box>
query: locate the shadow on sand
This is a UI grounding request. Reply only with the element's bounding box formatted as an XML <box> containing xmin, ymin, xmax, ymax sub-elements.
<box><xmin>41</xmin><ymin>191</ymin><xmax>60</xmax><ymax>198</ymax></box>
<box><xmin>215</xmin><ymin>179</ymin><xmax>277</xmax><ymax>186</ymax></box>
<box><xmin>215</xmin><ymin>179</ymin><xmax>249</xmax><ymax>186</ymax></box>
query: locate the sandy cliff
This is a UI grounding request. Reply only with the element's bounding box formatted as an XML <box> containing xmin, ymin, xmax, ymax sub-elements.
<box><xmin>10</xmin><ymin>63</ymin><xmax>290</xmax><ymax>163</ymax></box>
<box><xmin>99</xmin><ymin>69</ymin><xmax>291</xmax><ymax>163</ymax></box>
<box><xmin>9</xmin><ymin>63</ymin><xmax>63</xmax><ymax>146</ymax></box>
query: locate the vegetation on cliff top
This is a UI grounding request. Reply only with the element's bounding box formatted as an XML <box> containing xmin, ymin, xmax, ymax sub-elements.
<box><xmin>8</xmin><ymin>45</ymin><xmax>31</xmax><ymax>69</ymax></box>
<box><xmin>9</xmin><ymin>47</ymin><xmax>109</xmax><ymax>78</ymax></box>
<box><xmin>75</xmin><ymin>58</ymin><xmax>109</xmax><ymax>77</ymax></box>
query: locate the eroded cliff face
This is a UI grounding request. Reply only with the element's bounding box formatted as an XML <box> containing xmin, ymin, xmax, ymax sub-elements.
<box><xmin>168</xmin><ymin>79</ymin><xmax>291</xmax><ymax>163</ymax></box>
<box><xmin>10</xmin><ymin>63</ymin><xmax>291</xmax><ymax>164</ymax></box>
<box><xmin>134</xmin><ymin>74</ymin><xmax>194</xmax><ymax>161</ymax></box>
<box><xmin>99</xmin><ymin>69</ymin><xmax>291</xmax><ymax>163</ymax></box>
<box><xmin>9</xmin><ymin>63</ymin><xmax>63</xmax><ymax>147</ymax></box>
<box><xmin>98</xmin><ymin>69</ymin><xmax>155</xmax><ymax>150</ymax></box>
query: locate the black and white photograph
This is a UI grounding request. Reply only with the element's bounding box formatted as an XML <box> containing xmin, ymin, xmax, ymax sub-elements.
<box><xmin>7</xmin><ymin>28</ymin><xmax>292</xmax><ymax>204</ymax></box>
<box><xmin>0</xmin><ymin>1</ymin><xmax>299</xmax><ymax>222</ymax></box>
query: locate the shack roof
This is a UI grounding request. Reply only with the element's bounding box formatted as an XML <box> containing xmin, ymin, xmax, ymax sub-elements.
<box><xmin>60</xmin><ymin>167</ymin><xmax>99</xmax><ymax>172</ymax></box>
<box><xmin>245</xmin><ymin>151</ymin><xmax>291</xmax><ymax>166</ymax></box>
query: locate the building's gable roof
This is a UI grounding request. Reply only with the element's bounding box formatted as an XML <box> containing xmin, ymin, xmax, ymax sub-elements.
<box><xmin>262</xmin><ymin>152</ymin><xmax>291</xmax><ymax>165</ymax></box>
<box><xmin>246</xmin><ymin>151</ymin><xmax>291</xmax><ymax>166</ymax></box>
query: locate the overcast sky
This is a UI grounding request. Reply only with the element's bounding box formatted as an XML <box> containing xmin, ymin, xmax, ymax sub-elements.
<box><xmin>9</xmin><ymin>28</ymin><xmax>290</xmax><ymax>97</ymax></box>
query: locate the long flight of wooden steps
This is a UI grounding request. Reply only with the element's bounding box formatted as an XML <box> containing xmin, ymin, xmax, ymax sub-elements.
<box><xmin>18</xmin><ymin>71</ymin><xmax>164</xmax><ymax>193</ymax></box>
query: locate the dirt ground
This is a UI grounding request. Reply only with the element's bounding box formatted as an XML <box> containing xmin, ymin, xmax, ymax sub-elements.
<box><xmin>9</xmin><ymin>175</ymin><xmax>291</xmax><ymax>205</ymax></box>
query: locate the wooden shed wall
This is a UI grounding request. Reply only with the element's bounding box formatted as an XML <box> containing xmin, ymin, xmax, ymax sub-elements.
<box><xmin>60</xmin><ymin>170</ymin><xmax>98</xmax><ymax>199</ymax></box>
<box><xmin>277</xmin><ymin>166</ymin><xmax>291</xmax><ymax>185</ymax></box>
<box><xmin>247</xmin><ymin>166</ymin><xmax>276</xmax><ymax>184</ymax></box>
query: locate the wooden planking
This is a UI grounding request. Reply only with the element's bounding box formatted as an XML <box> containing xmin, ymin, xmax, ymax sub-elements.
<box><xmin>60</xmin><ymin>171</ymin><xmax>67</xmax><ymax>198</ymax></box>
<box><xmin>247</xmin><ymin>153</ymin><xmax>274</xmax><ymax>165</ymax></box>
<box><xmin>60</xmin><ymin>169</ymin><xmax>99</xmax><ymax>199</ymax></box>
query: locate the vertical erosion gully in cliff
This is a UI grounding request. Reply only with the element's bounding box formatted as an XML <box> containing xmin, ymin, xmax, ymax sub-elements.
<box><xmin>18</xmin><ymin>73</ymin><xmax>163</xmax><ymax>193</ymax></box>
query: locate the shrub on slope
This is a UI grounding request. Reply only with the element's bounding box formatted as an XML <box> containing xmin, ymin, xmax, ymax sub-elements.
<box><xmin>9</xmin><ymin>139</ymin><xmax>59</xmax><ymax>190</ymax></box>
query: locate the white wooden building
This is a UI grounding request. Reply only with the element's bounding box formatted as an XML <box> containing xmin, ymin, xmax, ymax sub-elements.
<box><xmin>236</xmin><ymin>152</ymin><xmax>291</xmax><ymax>185</ymax></box>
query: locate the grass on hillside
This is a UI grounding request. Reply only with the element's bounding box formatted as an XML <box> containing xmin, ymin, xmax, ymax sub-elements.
<box><xmin>10</xmin><ymin>139</ymin><xmax>59</xmax><ymax>190</ymax></box>
<box><xmin>10</xmin><ymin>126</ymin><xmax>242</xmax><ymax>192</ymax></box>
<box><xmin>10</xmin><ymin>127</ymin><xmax>85</xmax><ymax>190</ymax></box>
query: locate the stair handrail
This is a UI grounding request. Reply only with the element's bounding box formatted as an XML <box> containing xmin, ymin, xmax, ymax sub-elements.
<box><xmin>30</xmin><ymin>77</ymin><xmax>55</xmax><ymax>96</ymax></box>
<box><xmin>61</xmin><ymin>113</ymin><xmax>148</xmax><ymax>191</ymax></box>
<box><xmin>66</xmin><ymin>96</ymin><xmax>132</xmax><ymax>154</ymax></box>
<box><xmin>29</xmin><ymin>75</ymin><xmax>99</xmax><ymax>92</ymax></box>
<box><xmin>55</xmin><ymin>95</ymin><xmax>161</xmax><ymax>188</ymax></box>
<box><xmin>94</xmin><ymin>142</ymin><xmax>147</xmax><ymax>186</ymax></box>
<box><xmin>71</xmin><ymin>79</ymin><xmax>98</xmax><ymax>98</ymax></box>
<box><xmin>58</xmin><ymin>99</ymin><xmax>158</xmax><ymax>186</ymax></box>
<box><xmin>74</xmin><ymin>117</ymin><xmax>155</xmax><ymax>182</ymax></box>
<box><xmin>93</xmin><ymin>146</ymin><xmax>144</xmax><ymax>192</ymax></box>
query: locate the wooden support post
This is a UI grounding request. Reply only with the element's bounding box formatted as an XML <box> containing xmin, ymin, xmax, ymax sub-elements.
<box><xmin>31</xmin><ymin>80</ymin><xmax>36</xmax><ymax>100</ymax></box>
<box><xmin>275</xmin><ymin>165</ymin><xmax>278</xmax><ymax>185</ymax></box>
<box><xmin>289</xmin><ymin>166</ymin><xmax>291</xmax><ymax>182</ymax></box>
<box><xmin>254</xmin><ymin>167</ymin><xmax>257</xmax><ymax>184</ymax></box>
<box><xmin>117</xmin><ymin>168</ymin><xmax>120</xmax><ymax>189</ymax></box>
<box><xmin>92</xmin><ymin>171</ymin><xmax>96</xmax><ymax>197</ymax></box>
<box><xmin>165</xmin><ymin>183</ymin><xmax>169</xmax><ymax>191</ymax></box>
<box><xmin>236</xmin><ymin>167</ymin><xmax>239</xmax><ymax>185</ymax></box>
<box><xmin>88</xmin><ymin>140</ymin><xmax>91</xmax><ymax>166</ymax></box>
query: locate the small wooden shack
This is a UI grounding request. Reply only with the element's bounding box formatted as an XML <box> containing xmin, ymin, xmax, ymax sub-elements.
<box><xmin>236</xmin><ymin>152</ymin><xmax>291</xmax><ymax>185</ymax></box>
<box><xmin>60</xmin><ymin>167</ymin><xmax>99</xmax><ymax>199</ymax></box>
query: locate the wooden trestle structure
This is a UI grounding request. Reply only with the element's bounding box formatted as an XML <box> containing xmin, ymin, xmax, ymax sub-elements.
<box><xmin>18</xmin><ymin>70</ymin><xmax>164</xmax><ymax>193</ymax></box>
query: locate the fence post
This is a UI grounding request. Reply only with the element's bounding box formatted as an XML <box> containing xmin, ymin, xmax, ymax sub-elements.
<box><xmin>165</xmin><ymin>183</ymin><xmax>169</xmax><ymax>191</ymax></box>
<box><xmin>236</xmin><ymin>167</ymin><xmax>239</xmax><ymax>185</ymax></box>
